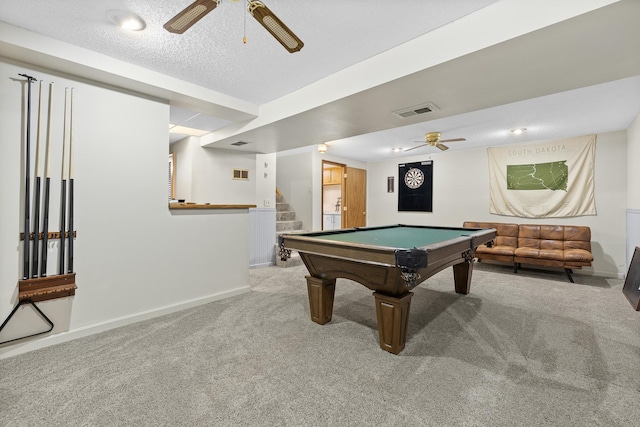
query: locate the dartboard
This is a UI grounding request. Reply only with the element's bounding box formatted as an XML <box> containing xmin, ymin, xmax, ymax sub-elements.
<box><xmin>404</xmin><ymin>168</ymin><xmax>424</xmax><ymax>189</ymax></box>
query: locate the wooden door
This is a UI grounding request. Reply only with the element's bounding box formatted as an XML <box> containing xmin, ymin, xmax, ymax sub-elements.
<box><xmin>343</xmin><ymin>167</ymin><xmax>367</xmax><ymax>228</ymax></box>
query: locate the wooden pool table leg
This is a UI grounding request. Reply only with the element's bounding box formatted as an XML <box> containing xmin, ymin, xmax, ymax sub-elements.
<box><xmin>373</xmin><ymin>292</ymin><xmax>413</xmax><ymax>355</ymax></box>
<box><xmin>452</xmin><ymin>259</ymin><xmax>474</xmax><ymax>294</ymax></box>
<box><xmin>306</xmin><ymin>276</ymin><xmax>336</xmax><ymax>325</ymax></box>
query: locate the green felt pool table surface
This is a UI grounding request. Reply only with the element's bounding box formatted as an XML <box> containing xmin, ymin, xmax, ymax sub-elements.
<box><xmin>302</xmin><ymin>225</ymin><xmax>479</xmax><ymax>249</ymax></box>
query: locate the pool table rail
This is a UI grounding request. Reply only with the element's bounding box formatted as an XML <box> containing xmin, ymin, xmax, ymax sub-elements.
<box><xmin>282</xmin><ymin>227</ymin><xmax>495</xmax><ymax>294</ymax></box>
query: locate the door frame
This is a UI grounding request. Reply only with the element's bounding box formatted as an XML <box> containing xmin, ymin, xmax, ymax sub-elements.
<box><xmin>321</xmin><ymin>160</ymin><xmax>345</xmax><ymax>230</ymax></box>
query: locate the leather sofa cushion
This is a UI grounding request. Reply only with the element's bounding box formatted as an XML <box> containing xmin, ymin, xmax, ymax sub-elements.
<box><xmin>518</xmin><ymin>224</ymin><xmax>563</xmax><ymax>242</ymax></box>
<box><xmin>464</xmin><ymin>221</ymin><xmax>518</xmax><ymax>248</ymax></box>
<box><xmin>515</xmin><ymin>247</ymin><xmax>564</xmax><ymax>261</ymax></box>
<box><xmin>564</xmin><ymin>226</ymin><xmax>592</xmax><ymax>252</ymax></box>
<box><xmin>564</xmin><ymin>248</ymin><xmax>593</xmax><ymax>263</ymax></box>
<box><xmin>477</xmin><ymin>245</ymin><xmax>516</xmax><ymax>256</ymax></box>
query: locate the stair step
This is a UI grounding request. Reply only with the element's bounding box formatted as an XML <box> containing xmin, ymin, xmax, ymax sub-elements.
<box><xmin>277</xmin><ymin>220</ymin><xmax>303</xmax><ymax>232</ymax></box>
<box><xmin>274</xmin><ymin>193</ymin><xmax>304</xmax><ymax>268</ymax></box>
<box><xmin>276</xmin><ymin>211</ymin><xmax>296</xmax><ymax>221</ymax></box>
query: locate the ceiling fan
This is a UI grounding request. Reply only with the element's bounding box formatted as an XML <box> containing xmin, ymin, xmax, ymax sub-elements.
<box><xmin>405</xmin><ymin>132</ymin><xmax>466</xmax><ymax>152</ymax></box>
<box><xmin>163</xmin><ymin>0</ymin><xmax>304</xmax><ymax>53</ymax></box>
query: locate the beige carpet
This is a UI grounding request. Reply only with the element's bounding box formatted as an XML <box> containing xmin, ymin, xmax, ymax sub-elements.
<box><xmin>1</xmin><ymin>263</ymin><xmax>638</xmax><ymax>426</ymax></box>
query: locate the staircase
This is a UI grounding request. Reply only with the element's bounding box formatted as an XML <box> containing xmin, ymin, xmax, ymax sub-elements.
<box><xmin>275</xmin><ymin>193</ymin><xmax>305</xmax><ymax>267</ymax></box>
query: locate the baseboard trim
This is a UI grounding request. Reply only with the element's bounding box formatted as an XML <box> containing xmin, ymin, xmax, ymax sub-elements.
<box><xmin>250</xmin><ymin>262</ymin><xmax>275</xmax><ymax>269</ymax></box>
<box><xmin>0</xmin><ymin>286</ymin><xmax>250</xmax><ymax>360</ymax></box>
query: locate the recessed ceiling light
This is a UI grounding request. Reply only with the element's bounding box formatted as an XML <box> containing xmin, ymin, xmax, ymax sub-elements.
<box><xmin>107</xmin><ymin>10</ymin><xmax>146</xmax><ymax>31</ymax></box>
<box><xmin>392</xmin><ymin>147</ymin><xmax>402</xmax><ymax>153</ymax></box>
<box><xmin>510</xmin><ymin>128</ymin><xmax>527</xmax><ymax>135</ymax></box>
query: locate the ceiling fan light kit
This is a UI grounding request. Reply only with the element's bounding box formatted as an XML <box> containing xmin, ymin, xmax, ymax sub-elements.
<box><xmin>426</xmin><ymin>132</ymin><xmax>441</xmax><ymax>144</ymax></box>
<box><xmin>405</xmin><ymin>131</ymin><xmax>466</xmax><ymax>152</ymax></box>
<box><xmin>164</xmin><ymin>0</ymin><xmax>303</xmax><ymax>53</ymax></box>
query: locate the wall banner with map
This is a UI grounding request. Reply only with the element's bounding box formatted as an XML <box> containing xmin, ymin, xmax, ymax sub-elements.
<box><xmin>487</xmin><ymin>134</ymin><xmax>596</xmax><ymax>217</ymax></box>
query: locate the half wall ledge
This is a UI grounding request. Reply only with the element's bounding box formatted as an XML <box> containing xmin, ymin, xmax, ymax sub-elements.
<box><xmin>169</xmin><ymin>203</ymin><xmax>257</xmax><ymax>210</ymax></box>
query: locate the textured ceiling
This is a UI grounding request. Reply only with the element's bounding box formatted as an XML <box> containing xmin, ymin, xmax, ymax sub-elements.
<box><xmin>0</xmin><ymin>0</ymin><xmax>499</xmax><ymax>104</ymax></box>
<box><xmin>1</xmin><ymin>0</ymin><xmax>639</xmax><ymax>162</ymax></box>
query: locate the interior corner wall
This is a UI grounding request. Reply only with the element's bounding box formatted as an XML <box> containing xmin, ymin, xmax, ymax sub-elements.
<box><xmin>249</xmin><ymin>153</ymin><xmax>277</xmax><ymax>268</ymax></box>
<box><xmin>366</xmin><ymin>131</ymin><xmax>628</xmax><ymax>278</ymax></box>
<box><xmin>276</xmin><ymin>151</ymin><xmax>314</xmax><ymax>231</ymax></box>
<box><xmin>190</xmin><ymin>147</ymin><xmax>257</xmax><ymax>205</ymax></box>
<box><xmin>256</xmin><ymin>153</ymin><xmax>277</xmax><ymax>208</ymax></box>
<box><xmin>626</xmin><ymin>112</ymin><xmax>640</xmax><ymax>267</ymax></box>
<box><xmin>0</xmin><ymin>61</ymin><xmax>250</xmax><ymax>358</ymax></box>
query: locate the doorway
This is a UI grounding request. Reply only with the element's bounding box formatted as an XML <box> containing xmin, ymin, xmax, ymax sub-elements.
<box><xmin>322</xmin><ymin>161</ymin><xmax>344</xmax><ymax>230</ymax></box>
<box><xmin>321</xmin><ymin>161</ymin><xmax>367</xmax><ymax>230</ymax></box>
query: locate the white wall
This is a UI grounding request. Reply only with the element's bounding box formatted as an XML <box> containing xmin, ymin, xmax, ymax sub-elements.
<box><xmin>170</xmin><ymin>136</ymin><xmax>194</xmax><ymax>201</ymax></box>
<box><xmin>171</xmin><ymin>137</ymin><xmax>260</xmax><ymax>205</ymax></box>
<box><xmin>251</xmin><ymin>153</ymin><xmax>277</xmax><ymax>268</ymax></box>
<box><xmin>627</xmin><ymin>113</ymin><xmax>640</xmax><ymax>208</ymax></box>
<box><xmin>0</xmin><ymin>62</ymin><xmax>251</xmax><ymax>357</ymax></box>
<box><xmin>256</xmin><ymin>153</ymin><xmax>277</xmax><ymax>209</ymax></box>
<box><xmin>276</xmin><ymin>150</ymin><xmax>314</xmax><ymax>231</ymax></box>
<box><xmin>191</xmin><ymin>147</ymin><xmax>257</xmax><ymax>204</ymax></box>
<box><xmin>626</xmin><ymin>113</ymin><xmax>640</xmax><ymax>267</ymax></box>
<box><xmin>171</xmin><ymin>141</ymin><xmax>275</xmax><ymax>207</ymax></box>
<box><xmin>367</xmin><ymin>132</ymin><xmax>628</xmax><ymax>278</ymax></box>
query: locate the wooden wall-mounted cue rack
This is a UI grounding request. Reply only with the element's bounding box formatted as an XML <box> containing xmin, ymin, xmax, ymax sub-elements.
<box><xmin>0</xmin><ymin>75</ymin><xmax>78</xmax><ymax>345</ymax></box>
<box><xmin>17</xmin><ymin>231</ymin><xmax>78</xmax><ymax>302</ymax></box>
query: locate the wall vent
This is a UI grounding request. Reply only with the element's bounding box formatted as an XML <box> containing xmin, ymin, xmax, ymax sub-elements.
<box><xmin>233</xmin><ymin>168</ymin><xmax>249</xmax><ymax>180</ymax></box>
<box><xmin>392</xmin><ymin>102</ymin><xmax>439</xmax><ymax>119</ymax></box>
<box><xmin>231</xmin><ymin>141</ymin><xmax>250</xmax><ymax>146</ymax></box>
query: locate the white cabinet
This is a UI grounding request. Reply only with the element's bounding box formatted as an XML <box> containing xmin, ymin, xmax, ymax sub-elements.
<box><xmin>323</xmin><ymin>213</ymin><xmax>341</xmax><ymax>230</ymax></box>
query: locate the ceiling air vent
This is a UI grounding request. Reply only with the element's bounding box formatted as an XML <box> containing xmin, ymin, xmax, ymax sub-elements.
<box><xmin>392</xmin><ymin>102</ymin><xmax>439</xmax><ymax>119</ymax></box>
<box><xmin>231</xmin><ymin>141</ymin><xmax>250</xmax><ymax>146</ymax></box>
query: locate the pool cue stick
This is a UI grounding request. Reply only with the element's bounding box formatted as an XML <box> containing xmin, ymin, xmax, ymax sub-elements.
<box><xmin>18</xmin><ymin>73</ymin><xmax>36</xmax><ymax>280</ymax></box>
<box><xmin>67</xmin><ymin>88</ymin><xmax>75</xmax><ymax>273</ymax></box>
<box><xmin>31</xmin><ymin>81</ymin><xmax>44</xmax><ymax>278</ymax></box>
<box><xmin>40</xmin><ymin>82</ymin><xmax>54</xmax><ymax>277</ymax></box>
<box><xmin>58</xmin><ymin>88</ymin><xmax>69</xmax><ymax>275</ymax></box>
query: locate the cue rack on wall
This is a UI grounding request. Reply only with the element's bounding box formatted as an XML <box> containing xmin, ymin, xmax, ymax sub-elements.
<box><xmin>0</xmin><ymin>73</ymin><xmax>78</xmax><ymax>345</ymax></box>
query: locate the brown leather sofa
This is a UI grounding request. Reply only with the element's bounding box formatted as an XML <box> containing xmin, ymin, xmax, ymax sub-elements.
<box><xmin>463</xmin><ymin>221</ymin><xmax>593</xmax><ymax>282</ymax></box>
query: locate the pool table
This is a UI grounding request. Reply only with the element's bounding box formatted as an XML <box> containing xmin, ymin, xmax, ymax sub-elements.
<box><xmin>280</xmin><ymin>224</ymin><xmax>496</xmax><ymax>354</ymax></box>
